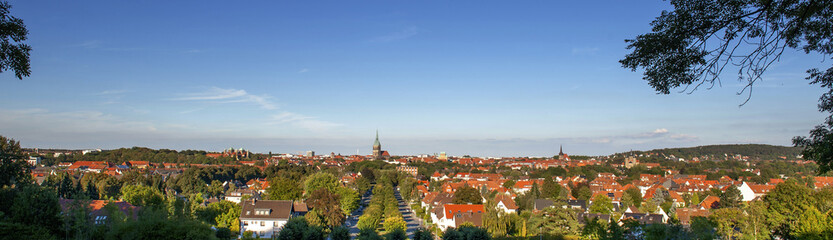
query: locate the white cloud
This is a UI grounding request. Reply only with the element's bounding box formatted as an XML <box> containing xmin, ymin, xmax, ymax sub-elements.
<box><xmin>270</xmin><ymin>112</ymin><xmax>342</xmax><ymax>132</ymax></box>
<box><xmin>571</xmin><ymin>47</ymin><xmax>599</xmax><ymax>55</ymax></box>
<box><xmin>298</xmin><ymin>68</ymin><xmax>309</xmax><ymax>73</ymax></box>
<box><xmin>173</xmin><ymin>87</ymin><xmax>277</xmax><ymax>110</ymax></box>
<box><xmin>372</xmin><ymin>26</ymin><xmax>419</xmax><ymax>42</ymax></box>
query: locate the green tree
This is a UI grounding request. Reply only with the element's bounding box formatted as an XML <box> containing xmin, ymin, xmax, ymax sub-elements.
<box><xmin>452</xmin><ymin>184</ymin><xmax>483</xmax><ymax>204</ymax></box>
<box><xmin>304</xmin><ymin>172</ymin><xmax>339</xmax><ymax>194</ymax></box>
<box><xmin>574</xmin><ymin>185</ymin><xmax>592</xmax><ymax>201</ymax></box>
<box><xmin>266</xmin><ymin>177</ymin><xmax>303</xmax><ymax>200</ymax></box>
<box><xmin>384</xmin><ymin>228</ymin><xmax>406</xmax><ymax>240</ymax></box>
<box><xmin>764</xmin><ymin>179</ymin><xmax>818</xmax><ymax>238</ymax></box>
<box><xmin>121</xmin><ymin>184</ymin><xmax>164</xmax><ymax>207</ymax></box>
<box><xmin>482</xmin><ymin>199</ymin><xmax>511</xmax><ymax>237</ymax></box>
<box><xmin>413</xmin><ymin>228</ymin><xmax>435</xmax><ymax>240</ymax></box>
<box><xmin>741</xmin><ymin>200</ymin><xmax>771</xmax><ymax>240</ymax></box>
<box><xmin>305</xmin><ymin>188</ymin><xmax>345</xmax><ymax>229</ymax></box>
<box><xmin>718</xmin><ymin>185</ymin><xmax>741</xmax><ymax>208</ymax></box>
<box><xmin>528</xmin><ymin>203</ymin><xmax>580</xmax><ymax>236</ymax></box>
<box><xmin>0</xmin><ymin>136</ymin><xmax>30</xmax><ymax>187</ymax></box>
<box><xmin>794</xmin><ymin>205</ymin><xmax>829</xmax><ymax>239</ymax></box>
<box><xmin>335</xmin><ymin>186</ymin><xmax>360</xmax><ymax>215</ymax></box>
<box><xmin>623</xmin><ymin>187</ymin><xmax>643</xmax><ymax>207</ymax></box>
<box><xmin>442</xmin><ymin>225</ymin><xmax>491</xmax><ymax>240</ymax></box>
<box><xmin>710</xmin><ymin>207</ymin><xmax>745</xmax><ymax>240</ymax></box>
<box><xmin>589</xmin><ymin>194</ymin><xmax>614</xmax><ymax>215</ymax></box>
<box><xmin>8</xmin><ymin>184</ymin><xmax>63</xmax><ymax>236</ymax></box>
<box><xmin>541</xmin><ymin>178</ymin><xmax>562</xmax><ymax>200</ymax></box>
<box><xmin>357</xmin><ymin>228</ymin><xmax>383</xmax><ymax>240</ymax></box>
<box><xmin>383</xmin><ymin>216</ymin><xmax>406</xmax><ymax>233</ymax></box>
<box><xmin>619</xmin><ymin>0</ymin><xmax>833</xmax><ymax>173</ymax></box>
<box><xmin>330</xmin><ymin>225</ymin><xmax>350</xmax><ymax>240</ymax></box>
<box><xmin>0</xmin><ymin>2</ymin><xmax>30</xmax><ymax>80</ymax></box>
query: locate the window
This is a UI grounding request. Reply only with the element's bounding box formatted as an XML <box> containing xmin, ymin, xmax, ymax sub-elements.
<box><xmin>261</xmin><ymin>221</ymin><xmax>265</xmax><ymax>226</ymax></box>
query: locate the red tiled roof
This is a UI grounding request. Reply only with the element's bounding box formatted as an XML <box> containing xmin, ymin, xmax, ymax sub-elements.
<box><xmin>444</xmin><ymin>204</ymin><xmax>485</xmax><ymax>220</ymax></box>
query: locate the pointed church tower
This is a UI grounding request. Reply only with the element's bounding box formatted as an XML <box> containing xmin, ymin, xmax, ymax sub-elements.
<box><xmin>373</xmin><ymin>130</ymin><xmax>382</xmax><ymax>159</ymax></box>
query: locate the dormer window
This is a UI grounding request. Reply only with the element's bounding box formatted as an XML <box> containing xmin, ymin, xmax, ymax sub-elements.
<box><xmin>255</xmin><ymin>208</ymin><xmax>271</xmax><ymax>215</ymax></box>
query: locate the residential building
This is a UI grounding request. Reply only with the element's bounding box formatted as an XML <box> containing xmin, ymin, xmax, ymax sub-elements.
<box><xmin>239</xmin><ymin>200</ymin><xmax>295</xmax><ymax>239</ymax></box>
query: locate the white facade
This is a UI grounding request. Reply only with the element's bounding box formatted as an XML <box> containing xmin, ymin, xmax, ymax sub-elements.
<box><xmin>239</xmin><ymin>219</ymin><xmax>287</xmax><ymax>238</ymax></box>
<box><xmin>737</xmin><ymin>182</ymin><xmax>757</xmax><ymax>202</ymax></box>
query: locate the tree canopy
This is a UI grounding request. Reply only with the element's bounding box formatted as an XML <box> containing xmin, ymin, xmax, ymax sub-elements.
<box><xmin>0</xmin><ymin>1</ymin><xmax>30</xmax><ymax>80</ymax></box>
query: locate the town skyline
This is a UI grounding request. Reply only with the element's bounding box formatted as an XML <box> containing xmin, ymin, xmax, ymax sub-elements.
<box><xmin>1</xmin><ymin>1</ymin><xmax>828</xmax><ymax>157</ymax></box>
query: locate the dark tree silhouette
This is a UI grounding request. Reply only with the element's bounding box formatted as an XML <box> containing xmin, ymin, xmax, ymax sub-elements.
<box><xmin>0</xmin><ymin>1</ymin><xmax>30</xmax><ymax>80</ymax></box>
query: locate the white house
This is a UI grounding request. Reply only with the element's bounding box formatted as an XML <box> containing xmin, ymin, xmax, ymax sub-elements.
<box><xmin>737</xmin><ymin>182</ymin><xmax>756</xmax><ymax>202</ymax></box>
<box><xmin>239</xmin><ymin>200</ymin><xmax>295</xmax><ymax>239</ymax></box>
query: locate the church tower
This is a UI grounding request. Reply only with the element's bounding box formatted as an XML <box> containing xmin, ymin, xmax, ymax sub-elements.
<box><xmin>373</xmin><ymin>130</ymin><xmax>382</xmax><ymax>159</ymax></box>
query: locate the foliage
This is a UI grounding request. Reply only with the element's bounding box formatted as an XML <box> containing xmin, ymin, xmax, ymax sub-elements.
<box><xmin>7</xmin><ymin>184</ymin><xmax>63</xmax><ymax>235</ymax></box>
<box><xmin>764</xmin><ymin>179</ymin><xmax>818</xmax><ymax>238</ymax></box>
<box><xmin>330</xmin><ymin>225</ymin><xmax>350</xmax><ymax>240</ymax></box>
<box><xmin>335</xmin><ymin>186</ymin><xmax>360</xmax><ymax>215</ymax></box>
<box><xmin>105</xmin><ymin>207</ymin><xmax>217</xmax><ymax>240</ymax></box>
<box><xmin>540</xmin><ymin>178</ymin><xmax>562</xmax><ymax>200</ymax></box>
<box><xmin>384</xmin><ymin>228</ymin><xmax>406</xmax><ymax>240</ymax></box>
<box><xmin>717</xmin><ymin>185</ymin><xmax>741</xmax><ymax>209</ymax></box>
<box><xmin>709</xmin><ymin>207</ymin><xmax>745</xmax><ymax>239</ymax></box>
<box><xmin>265</xmin><ymin>176</ymin><xmax>303</xmax><ymax>200</ymax></box>
<box><xmin>357</xmin><ymin>228</ymin><xmax>383</xmax><ymax>240</ymax></box>
<box><xmin>0</xmin><ymin>136</ymin><xmax>30</xmax><ymax>187</ymax></box>
<box><xmin>453</xmin><ymin>184</ymin><xmax>483</xmax><ymax>204</ymax></box>
<box><xmin>277</xmin><ymin>217</ymin><xmax>324</xmax><ymax>240</ymax></box>
<box><xmin>483</xmin><ymin>199</ymin><xmax>512</xmax><ymax>237</ymax></box>
<box><xmin>528</xmin><ymin>204</ymin><xmax>579</xmax><ymax>237</ymax></box>
<box><xmin>121</xmin><ymin>184</ymin><xmax>164</xmax><ymax>207</ymax></box>
<box><xmin>0</xmin><ymin>222</ymin><xmax>56</xmax><ymax>240</ymax></box>
<box><xmin>442</xmin><ymin>225</ymin><xmax>491</xmax><ymax>240</ymax></box>
<box><xmin>304</xmin><ymin>172</ymin><xmax>340</xmax><ymax>194</ymax></box>
<box><xmin>623</xmin><ymin>187</ymin><xmax>642</xmax><ymax>208</ymax></box>
<box><xmin>572</xmin><ymin>184</ymin><xmax>592</xmax><ymax>201</ymax></box>
<box><xmin>383</xmin><ymin>216</ymin><xmax>406</xmax><ymax>233</ymax></box>
<box><xmin>413</xmin><ymin>228</ymin><xmax>435</xmax><ymax>240</ymax></box>
<box><xmin>589</xmin><ymin>194</ymin><xmax>613</xmax><ymax>215</ymax></box>
<box><xmin>0</xmin><ymin>1</ymin><xmax>30</xmax><ymax>80</ymax></box>
<box><xmin>305</xmin><ymin>188</ymin><xmax>345</xmax><ymax>229</ymax></box>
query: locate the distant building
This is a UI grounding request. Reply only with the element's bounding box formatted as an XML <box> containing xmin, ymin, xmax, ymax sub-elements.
<box><xmin>624</xmin><ymin>156</ymin><xmax>639</xmax><ymax>169</ymax></box>
<box><xmin>27</xmin><ymin>156</ymin><xmax>42</xmax><ymax>166</ymax></box>
<box><xmin>373</xmin><ymin>131</ymin><xmax>387</xmax><ymax>160</ymax></box>
<box><xmin>439</xmin><ymin>152</ymin><xmax>447</xmax><ymax>161</ymax></box>
<box><xmin>305</xmin><ymin>151</ymin><xmax>315</xmax><ymax>157</ymax></box>
<box><xmin>397</xmin><ymin>166</ymin><xmax>418</xmax><ymax>176</ymax></box>
<box><xmin>558</xmin><ymin>145</ymin><xmax>570</xmax><ymax>160</ymax></box>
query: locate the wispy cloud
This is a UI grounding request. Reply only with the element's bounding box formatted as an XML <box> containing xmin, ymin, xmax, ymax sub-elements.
<box><xmin>298</xmin><ymin>68</ymin><xmax>309</xmax><ymax>73</ymax></box>
<box><xmin>0</xmin><ymin>108</ymin><xmax>157</xmax><ymax>134</ymax></box>
<box><xmin>571</xmin><ymin>47</ymin><xmax>599</xmax><ymax>55</ymax></box>
<box><xmin>173</xmin><ymin>87</ymin><xmax>277</xmax><ymax>110</ymax></box>
<box><xmin>270</xmin><ymin>112</ymin><xmax>342</xmax><ymax>132</ymax></box>
<box><xmin>372</xmin><ymin>26</ymin><xmax>419</xmax><ymax>43</ymax></box>
<box><xmin>74</xmin><ymin>40</ymin><xmax>102</xmax><ymax>49</ymax></box>
<box><xmin>94</xmin><ymin>89</ymin><xmax>128</xmax><ymax>105</ymax></box>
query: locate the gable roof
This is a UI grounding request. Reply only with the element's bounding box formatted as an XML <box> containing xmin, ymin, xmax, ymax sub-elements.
<box><xmin>443</xmin><ymin>204</ymin><xmax>484</xmax><ymax>220</ymax></box>
<box><xmin>534</xmin><ymin>199</ymin><xmax>554</xmax><ymax>211</ymax></box>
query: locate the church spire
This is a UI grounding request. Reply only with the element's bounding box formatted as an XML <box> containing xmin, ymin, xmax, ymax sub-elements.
<box><xmin>373</xmin><ymin>130</ymin><xmax>380</xmax><ymax>147</ymax></box>
<box><xmin>559</xmin><ymin>145</ymin><xmax>564</xmax><ymax>156</ymax></box>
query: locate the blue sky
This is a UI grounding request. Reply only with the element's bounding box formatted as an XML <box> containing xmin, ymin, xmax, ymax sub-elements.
<box><xmin>0</xmin><ymin>1</ymin><xmax>828</xmax><ymax>157</ymax></box>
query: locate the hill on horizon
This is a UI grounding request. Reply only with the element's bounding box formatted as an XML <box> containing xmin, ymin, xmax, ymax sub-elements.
<box><xmin>620</xmin><ymin>144</ymin><xmax>803</xmax><ymax>161</ymax></box>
